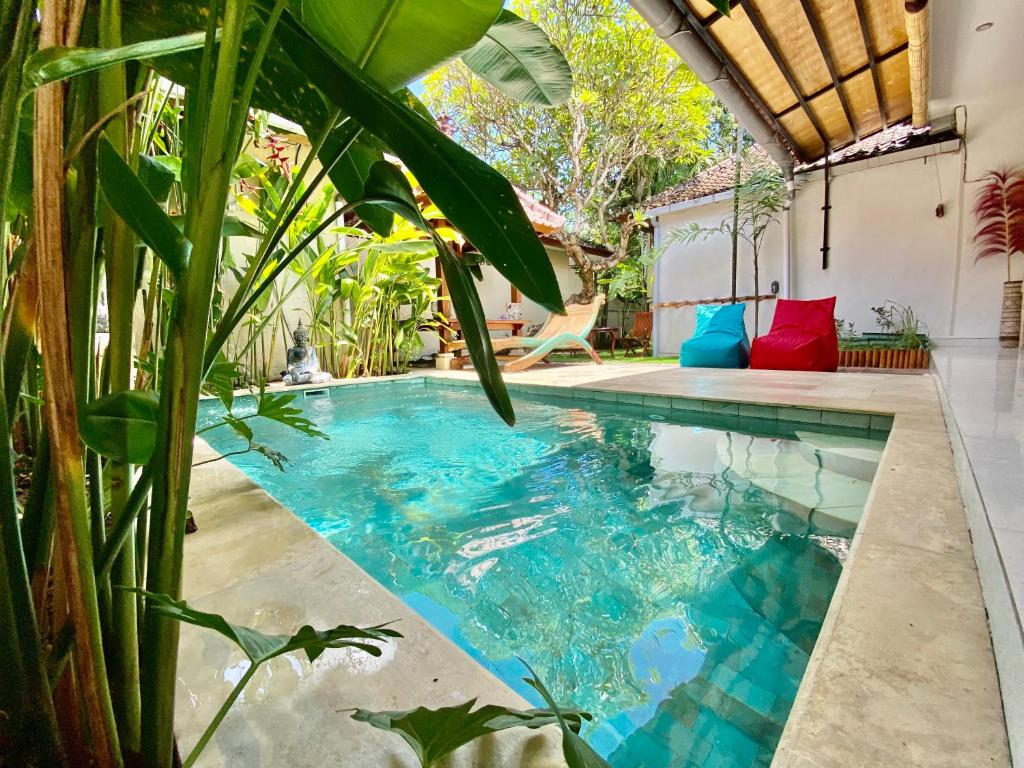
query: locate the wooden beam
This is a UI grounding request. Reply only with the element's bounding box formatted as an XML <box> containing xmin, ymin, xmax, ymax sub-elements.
<box><xmin>853</xmin><ymin>0</ymin><xmax>889</xmax><ymax>128</ymax></box>
<box><xmin>669</xmin><ymin>0</ymin><xmax>806</xmax><ymax>161</ymax></box>
<box><xmin>739</xmin><ymin>0</ymin><xmax>832</xmax><ymax>152</ymax></box>
<box><xmin>905</xmin><ymin>0</ymin><xmax>929</xmax><ymax>127</ymax></box>
<box><xmin>797</xmin><ymin>0</ymin><xmax>859</xmax><ymax>140</ymax></box>
<box><xmin>773</xmin><ymin>43</ymin><xmax>908</xmax><ymax>122</ymax></box>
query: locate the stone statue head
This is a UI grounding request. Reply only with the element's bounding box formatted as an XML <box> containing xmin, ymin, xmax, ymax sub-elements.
<box><xmin>292</xmin><ymin>320</ymin><xmax>309</xmax><ymax>348</ymax></box>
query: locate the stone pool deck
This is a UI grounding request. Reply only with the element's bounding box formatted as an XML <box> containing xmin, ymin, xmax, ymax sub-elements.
<box><xmin>181</xmin><ymin>364</ymin><xmax>1010</xmax><ymax>767</ymax></box>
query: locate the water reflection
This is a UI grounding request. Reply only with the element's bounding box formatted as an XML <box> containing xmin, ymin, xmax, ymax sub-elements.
<box><xmin>199</xmin><ymin>387</ymin><xmax>882</xmax><ymax>766</ymax></box>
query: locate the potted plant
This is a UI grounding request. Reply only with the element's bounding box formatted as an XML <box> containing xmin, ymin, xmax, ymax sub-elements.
<box><xmin>973</xmin><ymin>168</ymin><xmax>1024</xmax><ymax>347</ymax></box>
<box><xmin>837</xmin><ymin>303</ymin><xmax>931</xmax><ymax>369</ymax></box>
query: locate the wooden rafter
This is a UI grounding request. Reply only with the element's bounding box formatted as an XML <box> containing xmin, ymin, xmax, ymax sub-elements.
<box><xmin>669</xmin><ymin>0</ymin><xmax>804</xmax><ymax>161</ymax></box>
<box><xmin>797</xmin><ymin>0</ymin><xmax>859</xmax><ymax>140</ymax></box>
<box><xmin>774</xmin><ymin>43</ymin><xmax>907</xmax><ymax>122</ymax></box>
<box><xmin>853</xmin><ymin>0</ymin><xmax>889</xmax><ymax>128</ymax></box>
<box><xmin>738</xmin><ymin>0</ymin><xmax>831</xmax><ymax>152</ymax></box>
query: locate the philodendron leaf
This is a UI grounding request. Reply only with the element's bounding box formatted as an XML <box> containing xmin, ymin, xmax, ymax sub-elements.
<box><xmin>436</xmin><ymin>240</ymin><xmax>515</xmax><ymax>426</ymax></box>
<box><xmin>204</xmin><ymin>358</ymin><xmax>241</xmax><ymax>410</ymax></box>
<box><xmin>22</xmin><ymin>29</ymin><xmax>213</xmax><ymax>90</ymax></box>
<box><xmin>132</xmin><ymin>589</ymin><xmax>401</xmax><ymax>663</ymax></box>
<box><xmin>98</xmin><ymin>134</ymin><xmax>191</xmax><ymax>279</ymax></box>
<box><xmin>80</xmin><ymin>390</ymin><xmax>159</xmax><ymax>464</ymax></box>
<box><xmin>351</xmin><ymin>698</ymin><xmax>590</xmax><ymax>768</ymax></box>
<box><xmin>709</xmin><ymin>0</ymin><xmax>733</xmax><ymax>14</ymax></box>
<box><xmin>274</xmin><ymin>14</ymin><xmax>565</xmax><ymax>315</ymax></box>
<box><xmin>256</xmin><ymin>387</ymin><xmax>328</xmax><ymax>439</ymax></box>
<box><xmin>520</xmin><ymin>659</ymin><xmax>610</xmax><ymax>768</ymax></box>
<box><xmin>462</xmin><ymin>10</ymin><xmax>573</xmax><ymax>107</ymax></box>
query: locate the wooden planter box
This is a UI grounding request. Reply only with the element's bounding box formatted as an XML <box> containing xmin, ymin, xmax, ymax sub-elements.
<box><xmin>838</xmin><ymin>348</ymin><xmax>930</xmax><ymax>369</ymax></box>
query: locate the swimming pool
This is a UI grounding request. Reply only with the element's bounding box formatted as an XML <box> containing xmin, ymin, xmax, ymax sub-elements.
<box><xmin>198</xmin><ymin>378</ymin><xmax>886</xmax><ymax>766</ymax></box>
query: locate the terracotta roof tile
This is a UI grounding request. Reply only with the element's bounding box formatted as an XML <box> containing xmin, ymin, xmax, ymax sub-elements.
<box><xmin>643</xmin><ymin>145</ymin><xmax>777</xmax><ymax>210</ymax></box>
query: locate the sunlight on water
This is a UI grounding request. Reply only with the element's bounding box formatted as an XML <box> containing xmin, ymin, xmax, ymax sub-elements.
<box><xmin>199</xmin><ymin>383</ymin><xmax>883</xmax><ymax>767</ymax></box>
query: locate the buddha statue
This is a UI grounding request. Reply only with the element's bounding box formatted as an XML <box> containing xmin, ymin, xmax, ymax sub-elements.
<box><xmin>282</xmin><ymin>321</ymin><xmax>331</xmax><ymax>385</ymax></box>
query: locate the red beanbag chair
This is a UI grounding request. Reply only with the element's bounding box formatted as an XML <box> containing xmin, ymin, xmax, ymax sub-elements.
<box><xmin>750</xmin><ymin>297</ymin><xmax>839</xmax><ymax>372</ymax></box>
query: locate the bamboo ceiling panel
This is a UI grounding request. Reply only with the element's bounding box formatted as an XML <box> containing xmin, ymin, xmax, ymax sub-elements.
<box><xmin>863</xmin><ymin>0</ymin><xmax>909</xmax><ymax>56</ymax></box>
<box><xmin>779</xmin><ymin>109</ymin><xmax>825</xmax><ymax>160</ymax></box>
<box><xmin>708</xmin><ymin>5</ymin><xmax>796</xmax><ymax>115</ymax></box>
<box><xmin>878</xmin><ymin>48</ymin><xmax>912</xmax><ymax>125</ymax></box>
<box><xmin>675</xmin><ymin>0</ymin><xmax>914</xmax><ymax>162</ymax></box>
<box><xmin>808</xmin><ymin>88</ymin><xmax>854</xmax><ymax>148</ymax></box>
<box><xmin>843</xmin><ymin>67</ymin><xmax>884</xmax><ymax>137</ymax></box>
<box><xmin>749</xmin><ymin>0</ymin><xmax>831</xmax><ymax>96</ymax></box>
<box><xmin>809</xmin><ymin>0</ymin><xmax>869</xmax><ymax>76</ymax></box>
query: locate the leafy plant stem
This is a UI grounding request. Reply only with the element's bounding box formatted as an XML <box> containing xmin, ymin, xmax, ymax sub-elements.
<box><xmin>0</xmin><ymin>0</ymin><xmax>33</xmax><ymax>248</ymax></box>
<box><xmin>97</xmin><ymin>0</ymin><xmax>143</xmax><ymax>751</ymax></box>
<box><xmin>180</xmin><ymin>662</ymin><xmax>258</xmax><ymax>768</ymax></box>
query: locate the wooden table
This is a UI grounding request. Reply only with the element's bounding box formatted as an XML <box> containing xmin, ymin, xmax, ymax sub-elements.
<box><xmin>588</xmin><ymin>326</ymin><xmax>619</xmax><ymax>357</ymax></box>
<box><xmin>449</xmin><ymin>319</ymin><xmax>527</xmax><ymax>336</ymax></box>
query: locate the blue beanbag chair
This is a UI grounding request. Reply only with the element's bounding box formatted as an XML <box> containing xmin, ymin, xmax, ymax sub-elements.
<box><xmin>679</xmin><ymin>303</ymin><xmax>751</xmax><ymax>368</ymax></box>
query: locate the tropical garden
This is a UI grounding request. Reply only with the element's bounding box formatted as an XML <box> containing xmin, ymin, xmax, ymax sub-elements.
<box><xmin>0</xmin><ymin>0</ymin><xmax>733</xmax><ymax>766</ymax></box>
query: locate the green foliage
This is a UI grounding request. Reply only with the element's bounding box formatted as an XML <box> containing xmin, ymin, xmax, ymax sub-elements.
<box><xmin>520</xmin><ymin>659</ymin><xmax>611</xmax><ymax>768</ymax></box>
<box><xmin>97</xmin><ymin>133</ymin><xmax>191</xmax><ymax>279</ymax></box>
<box><xmin>424</xmin><ymin>0</ymin><xmax>718</xmax><ymax>295</ymax></box>
<box><xmin>134</xmin><ymin>589</ymin><xmax>400</xmax><ymax>664</ymax></box>
<box><xmin>276</xmin><ymin>14</ymin><xmax>565</xmax><ymax>315</ymax></box>
<box><xmin>21</xmin><ymin>28</ymin><xmax>213</xmax><ymax>90</ymax></box>
<box><xmin>255</xmin><ymin>387</ymin><xmax>327</xmax><ymax>439</ymax></box>
<box><xmin>0</xmin><ymin>2</ymin><xmax>592</xmax><ymax>767</ymax></box>
<box><xmin>352</xmin><ymin>697</ymin><xmax>589</xmax><ymax>768</ymax></box>
<box><xmin>462</xmin><ymin>9</ymin><xmax>573</xmax><ymax>107</ymax></box>
<box><xmin>869</xmin><ymin>301</ymin><xmax>930</xmax><ymax>350</ymax></box>
<box><xmin>79</xmin><ymin>391</ymin><xmax>160</xmax><ymax>464</ymax></box>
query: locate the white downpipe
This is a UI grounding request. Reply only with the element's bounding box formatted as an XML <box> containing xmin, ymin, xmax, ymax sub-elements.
<box><xmin>652</xmin><ymin>217</ymin><xmax>662</xmax><ymax>355</ymax></box>
<box><xmin>782</xmin><ymin>181</ymin><xmax>794</xmax><ymax>299</ymax></box>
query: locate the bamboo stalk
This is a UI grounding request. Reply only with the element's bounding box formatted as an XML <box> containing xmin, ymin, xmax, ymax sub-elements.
<box><xmin>33</xmin><ymin>0</ymin><xmax>121</xmax><ymax>763</ymax></box>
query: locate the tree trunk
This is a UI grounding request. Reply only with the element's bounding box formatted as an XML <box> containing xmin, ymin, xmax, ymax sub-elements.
<box><xmin>730</xmin><ymin>126</ymin><xmax>744</xmax><ymax>303</ymax></box>
<box><xmin>753</xmin><ymin>249</ymin><xmax>760</xmax><ymax>337</ymax></box>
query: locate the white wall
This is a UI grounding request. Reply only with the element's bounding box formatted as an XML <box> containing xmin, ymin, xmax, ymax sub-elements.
<box><xmin>651</xmin><ymin>1</ymin><xmax>1024</xmax><ymax>356</ymax></box>
<box><xmin>651</xmin><ymin>200</ymin><xmax>782</xmax><ymax>356</ymax></box>
<box><xmin>652</xmin><ymin>133</ymin><xmax>1023</xmax><ymax>355</ymax></box>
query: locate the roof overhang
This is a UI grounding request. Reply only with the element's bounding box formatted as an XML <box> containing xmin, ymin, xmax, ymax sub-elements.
<box><xmin>630</xmin><ymin>0</ymin><xmax>931</xmax><ymax>166</ymax></box>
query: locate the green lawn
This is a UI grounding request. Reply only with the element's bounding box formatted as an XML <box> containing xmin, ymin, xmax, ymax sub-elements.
<box><xmin>545</xmin><ymin>350</ymin><xmax>677</xmax><ymax>364</ymax></box>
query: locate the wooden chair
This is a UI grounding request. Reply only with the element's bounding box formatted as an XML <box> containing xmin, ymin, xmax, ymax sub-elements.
<box><xmin>447</xmin><ymin>295</ymin><xmax>605</xmax><ymax>372</ymax></box>
<box><xmin>620</xmin><ymin>310</ymin><xmax>653</xmax><ymax>356</ymax></box>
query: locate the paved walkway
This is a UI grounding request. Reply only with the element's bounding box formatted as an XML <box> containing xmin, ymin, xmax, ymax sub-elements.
<box><xmin>182</xmin><ymin>364</ymin><xmax>1009</xmax><ymax>767</ymax></box>
<box><xmin>932</xmin><ymin>342</ymin><xmax>1024</xmax><ymax>762</ymax></box>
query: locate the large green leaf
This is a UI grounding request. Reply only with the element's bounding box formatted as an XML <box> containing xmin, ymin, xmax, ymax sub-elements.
<box><xmin>461</xmin><ymin>10</ymin><xmax>572</xmax><ymax>107</ymax></box>
<box><xmin>317</xmin><ymin>122</ymin><xmax>394</xmax><ymax>235</ymax></box>
<box><xmin>22</xmin><ymin>29</ymin><xmax>215</xmax><ymax>90</ymax></box>
<box><xmin>520</xmin><ymin>659</ymin><xmax>611</xmax><ymax>768</ymax></box>
<box><xmin>437</xmin><ymin>242</ymin><xmax>515</xmax><ymax>426</ymax></box>
<box><xmin>293</xmin><ymin>0</ymin><xmax>501</xmax><ymax>90</ymax></box>
<box><xmin>131</xmin><ymin>590</ymin><xmax>401</xmax><ymax>663</ymax></box>
<box><xmin>255</xmin><ymin>387</ymin><xmax>328</xmax><ymax>439</ymax></box>
<box><xmin>274</xmin><ymin>14</ymin><xmax>565</xmax><ymax>315</ymax></box>
<box><xmin>138</xmin><ymin>153</ymin><xmax>176</xmax><ymax>204</ymax></box>
<box><xmin>80</xmin><ymin>391</ymin><xmax>160</xmax><ymax>464</ymax></box>
<box><xmin>98</xmin><ymin>134</ymin><xmax>191</xmax><ymax>279</ymax></box>
<box><xmin>351</xmin><ymin>698</ymin><xmax>589</xmax><ymax>768</ymax></box>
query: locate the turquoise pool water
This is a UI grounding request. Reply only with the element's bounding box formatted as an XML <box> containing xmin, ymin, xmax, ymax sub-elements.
<box><xmin>198</xmin><ymin>380</ymin><xmax>885</xmax><ymax>766</ymax></box>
